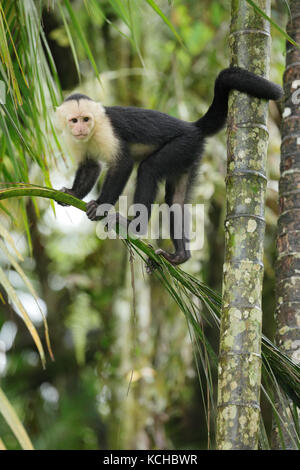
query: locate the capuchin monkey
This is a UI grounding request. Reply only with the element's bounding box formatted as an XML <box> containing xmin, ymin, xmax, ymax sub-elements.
<box><xmin>55</xmin><ymin>67</ymin><xmax>282</xmax><ymax>266</ymax></box>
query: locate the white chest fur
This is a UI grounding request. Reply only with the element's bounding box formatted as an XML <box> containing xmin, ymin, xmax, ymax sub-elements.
<box><xmin>65</xmin><ymin>120</ymin><xmax>120</xmax><ymax>164</ymax></box>
<box><xmin>88</xmin><ymin>114</ymin><xmax>120</xmax><ymax>163</ymax></box>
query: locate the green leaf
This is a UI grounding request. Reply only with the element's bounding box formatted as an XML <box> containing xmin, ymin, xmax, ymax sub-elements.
<box><xmin>0</xmin><ymin>238</ymin><xmax>54</xmax><ymax>361</ymax></box>
<box><xmin>145</xmin><ymin>0</ymin><xmax>184</xmax><ymax>45</ymax></box>
<box><xmin>63</xmin><ymin>0</ymin><xmax>101</xmax><ymax>80</ymax></box>
<box><xmin>0</xmin><ymin>387</ymin><xmax>33</xmax><ymax>450</ymax></box>
<box><xmin>246</xmin><ymin>0</ymin><xmax>300</xmax><ymax>49</ymax></box>
<box><xmin>0</xmin><ymin>266</ymin><xmax>46</xmax><ymax>368</ymax></box>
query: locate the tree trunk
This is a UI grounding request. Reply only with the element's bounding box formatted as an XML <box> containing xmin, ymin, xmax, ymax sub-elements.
<box><xmin>272</xmin><ymin>0</ymin><xmax>300</xmax><ymax>449</ymax></box>
<box><xmin>216</xmin><ymin>0</ymin><xmax>272</xmax><ymax>450</ymax></box>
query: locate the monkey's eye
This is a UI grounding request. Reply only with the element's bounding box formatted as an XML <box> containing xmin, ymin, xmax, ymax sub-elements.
<box><xmin>83</xmin><ymin>117</ymin><xmax>89</xmax><ymax>122</ymax></box>
<box><xmin>71</xmin><ymin>118</ymin><xmax>78</xmax><ymax>123</ymax></box>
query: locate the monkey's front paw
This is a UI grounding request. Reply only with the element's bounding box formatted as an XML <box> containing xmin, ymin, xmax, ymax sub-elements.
<box><xmin>86</xmin><ymin>200</ymin><xmax>100</xmax><ymax>221</ymax></box>
<box><xmin>57</xmin><ymin>187</ymin><xmax>75</xmax><ymax>206</ymax></box>
<box><xmin>155</xmin><ymin>249</ymin><xmax>190</xmax><ymax>266</ymax></box>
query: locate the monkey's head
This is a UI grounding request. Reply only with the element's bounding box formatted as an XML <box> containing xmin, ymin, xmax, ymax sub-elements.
<box><xmin>55</xmin><ymin>94</ymin><xmax>104</xmax><ymax>142</ymax></box>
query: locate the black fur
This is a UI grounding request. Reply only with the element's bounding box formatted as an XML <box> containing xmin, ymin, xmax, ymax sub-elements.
<box><xmin>64</xmin><ymin>93</ymin><xmax>92</xmax><ymax>102</ymax></box>
<box><xmin>71</xmin><ymin>158</ymin><xmax>101</xmax><ymax>199</ymax></box>
<box><xmin>96</xmin><ymin>146</ymin><xmax>134</xmax><ymax>207</ymax></box>
<box><xmin>61</xmin><ymin>67</ymin><xmax>283</xmax><ymax>265</ymax></box>
<box><xmin>58</xmin><ymin>158</ymin><xmax>101</xmax><ymax>205</ymax></box>
<box><xmin>105</xmin><ymin>106</ymin><xmax>191</xmax><ymax>144</ymax></box>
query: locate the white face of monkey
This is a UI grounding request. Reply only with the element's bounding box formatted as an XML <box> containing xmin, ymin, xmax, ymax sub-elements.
<box><xmin>56</xmin><ymin>99</ymin><xmax>99</xmax><ymax>142</ymax></box>
<box><xmin>67</xmin><ymin>113</ymin><xmax>94</xmax><ymax>140</ymax></box>
<box><xmin>55</xmin><ymin>97</ymin><xmax>120</xmax><ymax>162</ymax></box>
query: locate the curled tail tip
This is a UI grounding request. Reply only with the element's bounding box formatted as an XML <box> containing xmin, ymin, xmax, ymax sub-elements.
<box><xmin>258</xmin><ymin>81</ymin><xmax>283</xmax><ymax>101</ymax></box>
<box><xmin>271</xmin><ymin>83</ymin><xmax>284</xmax><ymax>101</ymax></box>
<box><xmin>218</xmin><ymin>66</ymin><xmax>283</xmax><ymax>101</ymax></box>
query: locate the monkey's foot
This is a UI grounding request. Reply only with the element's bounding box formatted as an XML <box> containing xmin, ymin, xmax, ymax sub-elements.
<box><xmin>155</xmin><ymin>249</ymin><xmax>191</xmax><ymax>266</ymax></box>
<box><xmin>57</xmin><ymin>187</ymin><xmax>76</xmax><ymax>206</ymax></box>
<box><xmin>145</xmin><ymin>257</ymin><xmax>161</xmax><ymax>274</ymax></box>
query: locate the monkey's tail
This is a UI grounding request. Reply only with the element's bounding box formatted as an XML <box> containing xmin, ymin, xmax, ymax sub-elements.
<box><xmin>196</xmin><ymin>66</ymin><xmax>283</xmax><ymax>137</ymax></box>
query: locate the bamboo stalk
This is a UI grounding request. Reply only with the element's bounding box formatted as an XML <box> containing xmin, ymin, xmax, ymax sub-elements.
<box><xmin>216</xmin><ymin>0</ymin><xmax>272</xmax><ymax>450</ymax></box>
<box><xmin>272</xmin><ymin>0</ymin><xmax>300</xmax><ymax>449</ymax></box>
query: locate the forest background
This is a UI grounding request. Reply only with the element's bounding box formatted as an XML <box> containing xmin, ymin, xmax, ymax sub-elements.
<box><xmin>0</xmin><ymin>0</ymin><xmax>290</xmax><ymax>450</ymax></box>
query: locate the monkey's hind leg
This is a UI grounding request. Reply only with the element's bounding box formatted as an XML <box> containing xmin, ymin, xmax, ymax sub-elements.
<box><xmin>155</xmin><ymin>173</ymin><xmax>192</xmax><ymax>266</ymax></box>
<box><xmin>133</xmin><ymin>134</ymin><xmax>199</xmax><ymax>268</ymax></box>
<box><xmin>143</xmin><ymin>176</ymin><xmax>191</xmax><ymax>271</ymax></box>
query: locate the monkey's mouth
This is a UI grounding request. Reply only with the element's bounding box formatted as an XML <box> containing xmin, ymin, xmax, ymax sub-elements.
<box><xmin>74</xmin><ymin>134</ymin><xmax>88</xmax><ymax>139</ymax></box>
